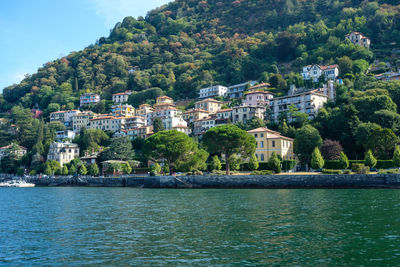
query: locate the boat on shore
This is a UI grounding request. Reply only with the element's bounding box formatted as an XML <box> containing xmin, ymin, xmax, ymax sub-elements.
<box><xmin>0</xmin><ymin>180</ymin><xmax>35</xmax><ymax>187</ymax></box>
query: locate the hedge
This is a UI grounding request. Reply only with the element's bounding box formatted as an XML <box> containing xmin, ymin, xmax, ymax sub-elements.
<box><xmin>324</xmin><ymin>160</ymin><xmax>395</xmax><ymax>170</ymax></box>
<box><xmin>217</xmin><ymin>160</ymin><xmax>296</xmax><ymax>172</ymax></box>
<box><xmin>375</xmin><ymin>160</ymin><xmax>395</xmax><ymax>169</ymax></box>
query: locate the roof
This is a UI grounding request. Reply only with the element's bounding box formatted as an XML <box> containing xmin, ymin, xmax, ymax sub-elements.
<box><xmin>245</xmin><ymin>90</ymin><xmax>274</xmax><ymax>95</ymax></box>
<box><xmin>346</xmin><ymin>31</ymin><xmax>369</xmax><ymax>39</ymax></box>
<box><xmin>320</xmin><ymin>64</ymin><xmax>339</xmax><ymax>70</ymax></box>
<box><xmin>173</xmin><ymin>124</ymin><xmax>190</xmax><ymax>128</ymax></box>
<box><xmin>247</xmin><ymin>127</ymin><xmax>293</xmax><ymax>140</ymax></box>
<box><xmin>248</xmin><ymin>83</ymin><xmax>270</xmax><ymax>89</ymax></box>
<box><xmin>195</xmin><ymin>98</ymin><xmax>223</xmax><ymax>104</ymax></box>
<box><xmin>217</xmin><ymin>109</ymin><xmax>232</xmax><ymax>112</ymax></box>
<box><xmin>90</xmin><ymin>116</ymin><xmax>115</xmax><ymax>121</ymax></box>
<box><xmin>157</xmin><ymin>96</ymin><xmax>173</xmax><ymax>99</ymax></box>
<box><xmin>112</xmin><ymin>91</ymin><xmax>132</xmax><ymax>96</ymax></box>
<box><xmin>0</xmin><ymin>143</ymin><xmax>27</xmax><ymax>150</ymax></box>
<box><xmin>183</xmin><ymin>108</ymin><xmax>209</xmax><ymax>114</ymax></box>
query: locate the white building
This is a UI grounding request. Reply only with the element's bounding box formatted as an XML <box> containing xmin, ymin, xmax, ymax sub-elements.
<box><xmin>198</xmin><ymin>85</ymin><xmax>228</xmax><ymax>99</ymax></box>
<box><xmin>243</xmin><ymin>91</ymin><xmax>274</xmax><ymax>107</ymax></box>
<box><xmin>194</xmin><ymin>98</ymin><xmax>223</xmax><ymax>113</ymax></box>
<box><xmin>80</xmin><ymin>93</ymin><xmax>100</xmax><ymax>106</ymax></box>
<box><xmin>50</xmin><ymin>110</ymin><xmax>81</xmax><ymax>128</ymax></box>
<box><xmin>112</xmin><ymin>91</ymin><xmax>132</xmax><ymax>103</ymax></box>
<box><xmin>269</xmin><ymin>88</ymin><xmax>329</xmax><ymax>122</ymax></box>
<box><xmin>146</xmin><ymin>108</ymin><xmax>189</xmax><ymax>133</ymax></box>
<box><xmin>227</xmin><ymin>81</ymin><xmax>257</xmax><ymax>99</ymax></box>
<box><xmin>55</xmin><ymin>130</ymin><xmax>76</xmax><ymax>141</ymax></box>
<box><xmin>232</xmin><ymin>105</ymin><xmax>266</xmax><ymax>124</ymax></box>
<box><xmin>301</xmin><ymin>64</ymin><xmax>339</xmax><ymax>82</ymax></box>
<box><xmin>47</xmin><ymin>142</ymin><xmax>80</xmax><ymax>167</ymax></box>
<box><xmin>345</xmin><ymin>32</ymin><xmax>371</xmax><ymax>49</ymax></box>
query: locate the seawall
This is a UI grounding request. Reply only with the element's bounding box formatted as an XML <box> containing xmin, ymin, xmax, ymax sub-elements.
<box><xmin>23</xmin><ymin>174</ymin><xmax>400</xmax><ymax>189</ymax></box>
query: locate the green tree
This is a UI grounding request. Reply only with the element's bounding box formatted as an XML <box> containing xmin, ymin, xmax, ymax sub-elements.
<box><xmin>145</xmin><ymin>130</ymin><xmax>207</xmax><ymax>174</ymax></box>
<box><xmin>151</xmin><ymin>163</ymin><xmax>162</xmax><ymax>175</ymax></box>
<box><xmin>61</xmin><ymin>165</ymin><xmax>68</xmax><ymax>175</ymax></box>
<box><xmin>311</xmin><ymin>147</ymin><xmax>324</xmax><ymax>170</ymax></box>
<box><xmin>338</xmin><ymin>56</ymin><xmax>353</xmax><ymax>76</ymax></box>
<box><xmin>122</xmin><ymin>163</ymin><xmax>132</xmax><ymax>174</ymax></box>
<box><xmin>210</xmin><ymin>155</ymin><xmax>222</xmax><ymax>171</ymax></box>
<box><xmin>88</xmin><ymin>163</ymin><xmax>99</xmax><ymax>176</ymax></box>
<box><xmin>339</xmin><ymin>152</ymin><xmax>349</xmax><ymax>169</ymax></box>
<box><xmin>367</xmin><ymin>128</ymin><xmax>399</xmax><ymax>160</ymax></box>
<box><xmin>203</xmin><ymin>124</ymin><xmax>256</xmax><ymax>175</ymax></box>
<box><xmin>68</xmin><ymin>165</ymin><xmax>77</xmax><ymax>175</ymax></box>
<box><xmin>44</xmin><ymin>163</ymin><xmax>53</xmax><ymax>175</ymax></box>
<box><xmin>364</xmin><ymin>149</ymin><xmax>377</xmax><ymax>168</ymax></box>
<box><xmin>392</xmin><ymin>145</ymin><xmax>400</xmax><ymax>167</ymax></box>
<box><xmin>268</xmin><ymin>152</ymin><xmax>281</xmax><ymax>173</ymax></box>
<box><xmin>248</xmin><ymin>153</ymin><xmax>259</xmax><ymax>171</ymax></box>
<box><xmin>99</xmin><ymin>136</ymin><xmax>133</xmax><ymax>161</ymax></box>
<box><xmin>79</xmin><ymin>165</ymin><xmax>88</xmax><ymax>175</ymax></box>
<box><xmin>152</xmin><ymin>118</ymin><xmax>164</xmax><ymax>133</ymax></box>
<box><xmin>294</xmin><ymin>125</ymin><xmax>323</xmax><ymax>165</ymax></box>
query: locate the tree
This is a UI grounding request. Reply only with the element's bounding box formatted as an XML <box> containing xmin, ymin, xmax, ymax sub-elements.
<box><xmin>44</xmin><ymin>164</ymin><xmax>53</xmax><ymax>175</ymax></box>
<box><xmin>99</xmin><ymin>136</ymin><xmax>134</xmax><ymax>161</ymax></box>
<box><xmin>79</xmin><ymin>165</ymin><xmax>87</xmax><ymax>175</ymax></box>
<box><xmin>367</xmin><ymin>128</ymin><xmax>399</xmax><ymax>160</ymax></box>
<box><xmin>203</xmin><ymin>125</ymin><xmax>256</xmax><ymax>175</ymax></box>
<box><xmin>320</xmin><ymin>139</ymin><xmax>343</xmax><ymax>160</ymax></box>
<box><xmin>338</xmin><ymin>56</ymin><xmax>353</xmax><ymax>76</ymax></box>
<box><xmin>393</xmin><ymin>146</ymin><xmax>400</xmax><ymax>167</ymax></box>
<box><xmin>122</xmin><ymin>163</ymin><xmax>132</xmax><ymax>174</ymax></box>
<box><xmin>248</xmin><ymin>153</ymin><xmax>259</xmax><ymax>171</ymax></box>
<box><xmin>153</xmin><ymin>118</ymin><xmax>164</xmax><ymax>133</ymax></box>
<box><xmin>339</xmin><ymin>152</ymin><xmax>349</xmax><ymax>169</ymax></box>
<box><xmin>61</xmin><ymin>165</ymin><xmax>68</xmax><ymax>175</ymax></box>
<box><xmin>88</xmin><ymin>163</ymin><xmax>99</xmax><ymax>176</ymax></box>
<box><xmin>269</xmin><ymin>74</ymin><xmax>287</xmax><ymax>91</ymax></box>
<box><xmin>210</xmin><ymin>155</ymin><xmax>222</xmax><ymax>171</ymax></box>
<box><xmin>68</xmin><ymin>165</ymin><xmax>77</xmax><ymax>175</ymax></box>
<box><xmin>364</xmin><ymin>149</ymin><xmax>377</xmax><ymax>168</ymax></box>
<box><xmin>144</xmin><ymin>130</ymin><xmax>207</xmax><ymax>174</ymax></box>
<box><xmin>311</xmin><ymin>147</ymin><xmax>324</xmax><ymax>170</ymax></box>
<box><xmin>294</xmin><ymin>125</ymin><xmax>322</xmax><ymax>165</ymax></box>
<box><xmin>268</xmin><ymin>152</ymin><xmax>281</xmax><ymax>173</ymax></box>
<box><xmin>151</xmin><ymin>163</ymin><xmax>162</xmax><ymax>175</ymax></box>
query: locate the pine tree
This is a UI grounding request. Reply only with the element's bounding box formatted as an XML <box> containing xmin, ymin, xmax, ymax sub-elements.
<box><xmin>68</xmin><ymin>165</ymin><xmax>77</xmax><ymax>175</ymax></box>
<box><xmin>44</xmin><ymin>163</ymin><xmax>53</xmax><ymax>175</ymax></box>
<box><xmin>364</xmin><ymin>149</ymin><xmax>377</xmax><ymax>168</ymax></box>
<box><xmin>339</xmin><ymin>151</ymin><xmax>349</xmax><ymax>169</ymax></box>
<box><xmin>248</xmin><ymin>154</ymin><xmax>259</xmax><ymax>171</ymax></box>
<box><xmin>268</xmin><ymin>152</ymin><xmax>282</xmax><ymax>173</ymax></box>
<box><xmin>211</xmin><ymin>155</ymin><xmax>222</xmax><ymax>171</ymax></box>
<box><xmin>393</xmin><ymin>145</ymin><xmax>400</xmax><ymax>167</ymax></box>
<box><xmin>311</xmin><ymin>147</ymin><xmax>324</xmax><ymax>170</ymax></box>
<box><xmin>88</xmin><ymin>163</ymin><xmax>99</xmax><ymax>176</ymax></box>
<box><xmin>79</xmin><ymin>165</ymin><xmax>87</xmax><ymax>175</ymax></box>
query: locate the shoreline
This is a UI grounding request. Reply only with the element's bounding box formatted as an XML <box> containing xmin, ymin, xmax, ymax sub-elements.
<box><xmin>5</xmin><ymin>174</ymin><xmax>400</xmax><ymax>189</ymax></box>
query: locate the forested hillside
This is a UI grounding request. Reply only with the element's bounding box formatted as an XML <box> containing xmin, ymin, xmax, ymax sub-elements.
<box><xmin>1</xmin><ymin>0</ymin><xmax>399</xmax><ymax>112</ymax></box>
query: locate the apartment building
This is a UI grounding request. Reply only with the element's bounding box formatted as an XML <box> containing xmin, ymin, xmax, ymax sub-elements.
<box><xmin>232</xmin><ymin>105</ymin><xmax>265</xmax><ymax>124</ymax></box>
<box><xmin>111</xmin><ymin>104</ymin><xmax>135</xmax><ymax>117</ymax></box>
<box><xmin>243</xmin><ymin>91</ymin><xmax>274</xmax><ymax>107</ymax></box>
<box><xmin>80</xmin><ymin>93</ymin><xmax>100</xmax><ymax>106</ymax></box>
<box><xmin>198</xmin><ymin>85</ymin><xmax>228</xmax><ymax>99</ymax></box>
<box><xmin>112</xmin><ymin>91</ymin><xmax>132</xmax><ymax>103</ymax></box>
<box><xmin>182</xmin><ymin>109</ymin><xmax>210</xmax><ymax>124</ymax></box>
<box><xmin>227</xmin><ymin>81</ymin><xmax>257</xmax><ymax>99</ymax></box>
<box><xmin>50</xmin><ymin>110</ymin><xmax>81</xmax><ymax>128</ymax></box>
<box><xmin>72</xmin><ymin>111</ymin><xmax>97</xmax><ymax>132</ymax></box>
<box><xmin>194</xmin><ymin>98</ymin><xmax>223</xmax><ymax>113</ymax></box>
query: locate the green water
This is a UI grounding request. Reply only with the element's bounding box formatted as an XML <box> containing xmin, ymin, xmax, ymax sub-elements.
<box><xmin>0</xmin><ymin>188</ymin><xmax>399</xmax><ymax>266</ymax></box>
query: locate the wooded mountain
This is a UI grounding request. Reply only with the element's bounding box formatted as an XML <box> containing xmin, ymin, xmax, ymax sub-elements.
<box><xmin>1</xmin><ymin>0</ymin><xmax>399</xmax><ymax>111</ymax></box>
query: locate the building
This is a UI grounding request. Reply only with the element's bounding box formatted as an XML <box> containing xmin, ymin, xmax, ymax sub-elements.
<box><xmin>182</xmin><ymin>109</ymin><xmax>210</xmax><ymax>124</ymax></box>
<box><xmin>247</xmin><ymin>83</ymin><xmax>270</xmax><ymax>92</ymax></box>
<box><xmin>156</xmin><ymin>95</ymin><xmax>174</xmax><ymax>105</ymax></box>
<box><xmin>232</xmin><ymin>105</ymin><xmax>265</xmax><ymax>124</ymax></box>
<box><xmin>243</xmin><ymin>91</ymin><xmax>274</xmax><ymax>107</ymax></box>
<box><xmin>55</xmin><ymin>130</ymin><xmax>76</xmax><ymax>141</ymax></box>
<box><xmin>112</xmin><ymin>91</ymin><xmax>132</xmax><ymax>103</ymax></box>
<box><xmin>172</xmin><ymin>125</ymin><xmax>192</xmax><ymax>135</ymax></box>
<box><xmin>146</xmin><ymin>107</ymin><xmax>188</xmax><ymax>131</ymax></box>
<box><xmin>345</xmin><ymin>32</ymin><xmax>371</xmax><ymax>49</ymax></box>
<box><xmin>31</xmin><ymin>109</ymin><xmax>43</xmax><ymax>119</ymax></box>
<box><xmin>375</xmin><ymin>71</ymin><xmax>400</xmax><ymax>81</ymax></box>
<box><xmin>47</xmin><ymin>142</ymin><xmax>79</xmax><ymax>167</ymax></box>
<box><xmin>0</xmin><ymin>143</ymin><xmax>27</xmax><ymax>160</ymax></box>
<box><xmin>135</xmin><ymin>104</ymin><xmax>154</xmax><ymax>117</ymax></box>
<box><xmin>194</xmin><ymin>98</ymin><xmax>223</xmax><ymax>113</ymax></box>
<box><xmin>125</xmin><ymin>126</ymin><xmax>153</xmax><ymax>139</ymax></box>
<box><xmin>111</xmin><ymin>104</ymin><xmax>135</xmax><ymax>117</ymax></box>
<box><xmin>247</xmin><ymin>127</ymin><xmax>295</xmax><ymax>162</ymax></box>
<box><xmin>301</xmin><ymin>64</ymin><xmax>339</xmax><ymax>82</ymax></box>
<box><xmin>50</xmin><ymin>110</ymin><xmax>81</xmax><ymax>128</ymax></box>
<box><xmin>72</xmin><ymin>111</ymin><xmax>97</xmax><ymax>132</ymax></box>
<box><xmin>88</xmin><ymin>116</ymin><xmax>126</xmax><ymax>132</ymax></box>
<box><xmin>269</xmin><ymin>88</ymin><xmax>328</xmax><ymax>122</ymax></box>
<box><xmin>227</xmin><ymin>81</ymin><xmax>257</xmax><ymax>99</ymax></box>
<box><xmin>125</xmin><ymin>116</ymin><xmax>146</xmax><ymax>129</ymax></box>
<box><xmin>194</xmin><ymin>116</ymin><xmax>216</xmax><ymax>135</ymax></box>
<box><xmin>198</xmin><ymin>85</ymin><xmax>228</xmax><ymax>99</ymax></box>
<box><xmin>80</xmin><ymin>93</ymin><xmax>100</xmax><ymax>106</ymax></box>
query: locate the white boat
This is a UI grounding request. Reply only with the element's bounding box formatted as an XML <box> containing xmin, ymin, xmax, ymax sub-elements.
<box><xmin>0</xmin><ymin>180</ymin><xmax>35</xmax><ymax>187</ymax></box>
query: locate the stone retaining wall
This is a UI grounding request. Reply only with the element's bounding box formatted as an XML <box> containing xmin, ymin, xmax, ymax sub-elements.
<box><xmin>24</xmin><ymin>174</ymin><xmax>400</xmax><ymax>189</ymax></box>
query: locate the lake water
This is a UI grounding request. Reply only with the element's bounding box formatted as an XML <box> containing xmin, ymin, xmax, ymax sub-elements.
<box><xmin>0</xmin><ymin>188</ymin><xmax>399</xmax><ymax>266</ymax></box>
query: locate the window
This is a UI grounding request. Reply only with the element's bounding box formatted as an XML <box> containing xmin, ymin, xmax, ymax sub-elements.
<box><xmin>272</xmin><ymin>140</ymin><xmax>275</xmax><ymax>147</ymax></box>
<box><xmin>254</xmin><ymin>134</ymin><xmax>258</xmax><ymax>138</ymax></box>
<box><xmin>260</xmin><ymin>141</ymin><xmax>264</xmax><ymax>148</ymax></box>
<box><xmin>261</xmin><ymin>154</ymin><xmax>264</xmax><ymax>161</ymax></box>
<box><xmin>260</xmin><ymin>133</ymin><xmax>264</xmax><ymax>137</ymax></box>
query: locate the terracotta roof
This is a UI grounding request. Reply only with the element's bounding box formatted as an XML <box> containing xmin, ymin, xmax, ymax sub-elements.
<box><xmin>247</xmin><ymin>127</ymin><xmax>293</xmax><ymax>140</ymax></box>
<box><xmin>320</xmin><ymin>64</ymin><xmax>339</xmax><ymax>70</ymax></box>
<box><xmin>113</xmin><ymin>91</ymin><xmax>132</xmax><ymax>96</ymax></box>
<box><xmin>195</xmin><ymin>98</ymin><xmax>223</xmax><ymax>104</ymax></box>
<box><xmin>0</xmin><ymin>144</ymin><xmax>27</xmax><ymax>150</ymax></box>
<box><xmin>245</xmin><ymin>90</ymin><xmax>274</xmax><ymax>95</ymax></box>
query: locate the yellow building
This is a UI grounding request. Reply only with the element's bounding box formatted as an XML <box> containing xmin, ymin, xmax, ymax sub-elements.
<box><xmin>247</xmin><ymin>127</ymin><xmax>295</xmax><ymax>162</ymax></box>
<box><xmin>111</xmin><ymin>104</ymin><xmax>135</xmax><ymax>117</ymax></box>
<box><xmin>194</xmin><ymin>98</ymin><xmax>223</xmax><ymax>113</ymax></box>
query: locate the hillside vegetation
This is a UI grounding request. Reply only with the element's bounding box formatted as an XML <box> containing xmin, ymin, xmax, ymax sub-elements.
<box><xmin>1</xmin><ymin>0</ymin><xmax>399</xmax><ymax>112</ymax></box>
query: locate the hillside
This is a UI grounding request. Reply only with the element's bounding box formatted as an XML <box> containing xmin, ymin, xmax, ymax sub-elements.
<box><xmin>1</xmin><ymin>0</ymin><xmax>400</xmax><ymax>112</ymax></box>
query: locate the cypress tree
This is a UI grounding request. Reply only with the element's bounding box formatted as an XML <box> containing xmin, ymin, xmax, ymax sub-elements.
<box><xmin>311</xmin><ymin>147</ymin><xmax>324</xmax><ymax>170</ymax></box>
<box><xmin>364</xmin><ymin>149</ymin><xmax>377</xmax><ymax>168</ymax></box>
<box><xmin>393</xmin><ymin>145</ymin><xmax>400</xmax><ymax>167</ymax></box>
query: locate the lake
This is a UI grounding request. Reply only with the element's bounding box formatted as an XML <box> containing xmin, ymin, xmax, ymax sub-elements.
<box><xmin>0</xmin><ymin>188</ymin><xmax>399</xmax><ymax>265</ymax></box>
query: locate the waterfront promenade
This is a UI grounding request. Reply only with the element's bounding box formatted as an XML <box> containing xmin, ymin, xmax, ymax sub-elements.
<box><xmin>14</xmin><ymin>174</ymin><xmax>400</xmax><ymax>188</ymax></box>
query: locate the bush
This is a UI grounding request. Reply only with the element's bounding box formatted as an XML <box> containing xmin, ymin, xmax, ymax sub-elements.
<box><xmin>324</xmin><ymin>160</ymin><xmax>341</xmax><ymax>169</ymax></box>
<box><xmin>282</xmin><ymin>160</ymin><xmax>296</xmax><ymax>171</ymax></box>
<box><xmin>375</xmin><ymin>160</ymin><xmax>395</xmax><ymax>169</ymax></box>
<box><xmin>343</xmin><ymin>169</ymin><xmax>352</xmax><ymax>174</ymax></box>
<box><xmin>352</xmin><ymin>163</ymin><xmax>370</xmax><ymax>174</ymax></box>
<box><xmin>322</xmin><ymin>169</ymin><xmax>343</xmax><ymax>174</ymax></box>
<box><xmin>251</xmin><ymin>170</ymin><xmax>274</xmax><ymax>175</ymax></box>
<box><xmin>378</xmin><ymin>168</ymin><xmax>400</xmax><ymax>174</ymax></box>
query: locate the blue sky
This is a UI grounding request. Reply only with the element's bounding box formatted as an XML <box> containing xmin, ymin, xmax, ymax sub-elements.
<box><xmin>0</xmin><ymin>0</ymin><xmax>171</xmax><ymax>91</ymax></box>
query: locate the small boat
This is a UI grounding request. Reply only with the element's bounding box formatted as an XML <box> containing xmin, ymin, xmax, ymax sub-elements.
<box><xmin>0</xmin><ymin>180</ymin><xmax>35</xmax><ymax>187</ymax></box>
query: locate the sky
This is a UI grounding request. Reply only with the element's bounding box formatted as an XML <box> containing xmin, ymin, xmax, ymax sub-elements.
<box><xmin>0</xmin><ymin>0</ymin><xmax>171</xmax><ymax>92</ymax></box>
